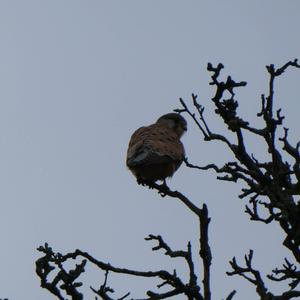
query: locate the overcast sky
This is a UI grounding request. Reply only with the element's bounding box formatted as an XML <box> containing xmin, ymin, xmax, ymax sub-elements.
<box><xmin>0</xmin><ymin>1</ymin><xmax>299</xmax><ymax>299</ymax></box>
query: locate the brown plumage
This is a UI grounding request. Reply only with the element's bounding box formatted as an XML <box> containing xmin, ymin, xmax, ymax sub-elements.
<box><xmin>126</xmin><ymin>113</ymin><xmax>187</xmax><ymax>183</ymax></box>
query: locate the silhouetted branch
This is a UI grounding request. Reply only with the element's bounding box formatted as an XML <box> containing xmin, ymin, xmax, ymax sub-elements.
<box><xmin>145</xmin><ymin>235</ymin><xmax>198</xmax><ymax>288</ymax></box>
<box><xmin>178</xmin><ymin>59</ymin><xmax>300</xmax><ymax>297</ymax></box>
<box><xmin>267</xmin><ymin>258</ymin><xmax>300</xmax><ymax>290</ymax></box>
<box><xmin>181</xmin><ymin>60</ymin><xmax>300</xmax><ymax>255</ymax></box>
<box><xmin>145</xmin><ymin>234</ymin><xmax>197</xmax><ymax>289</ymax></box>
<box><xmin>223</xmin><ymin>290</ymin><xmax>236</xmax><ymax>300</ymax></box>
<box><xmin>35</xmin><ymin>243</ymin><xmax>85</xmax><ymax>300</ymax></box>
<box><xmin>140</xmin><ymin>180</ymin><xmax>202</xmax><ymax>216</ymax></box>
<box><xmin>227</xmin><ymin>250</ymin><xmax>300</xmax><ymax>300</ymax></box>
<box><xmin>91</xmin><ymin>271</ymin><xmax>131</xmax><ymax>300</ymax></box>
<box><xmin>36</xmin><ymin>237</ymin><xmax>203</xmax><ymax>300</ymax></box>
<box><xmin>199</xmin><ymin>204</ymin><xmax>211</xmax><ymax>300</ymax></box>
<box><xmin>227</xmin><ymin>250</ymin><xmax>268</xmax><ymax>298</ymax></box>
<box><xmin>142</xmin><ymin>182</ymin><xmax>212</xmax><ymax>300</ymax></box>
<box><xmin>36</xmin><ymin>178</ymin><xmax>212</xmax><ymax>300</ymax></box>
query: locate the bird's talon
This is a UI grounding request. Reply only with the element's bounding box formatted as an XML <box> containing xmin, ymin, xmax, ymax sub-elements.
<box><xmin>159</xmin><ymin>191</ymin><xmax>167</xmax><ymax>197</ymax></box>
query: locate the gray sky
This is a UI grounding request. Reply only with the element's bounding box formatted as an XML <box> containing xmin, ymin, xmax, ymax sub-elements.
<box><xmin>0</xmin><ymin>1</ymin><xmax>299</xmax><ymax>299</ymax></box>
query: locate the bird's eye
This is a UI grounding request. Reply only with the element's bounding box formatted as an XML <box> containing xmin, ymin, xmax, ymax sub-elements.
<box><xmin>179</xmin><ymin>122</ymin><xmax>187</xmax><ymax>131</ymax></box>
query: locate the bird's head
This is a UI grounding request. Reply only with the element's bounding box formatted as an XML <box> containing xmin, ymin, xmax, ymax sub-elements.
<box><xmin>156</xmin><ymin>113</ymin><xmax>187</xmax><ymax>138</ymax></box>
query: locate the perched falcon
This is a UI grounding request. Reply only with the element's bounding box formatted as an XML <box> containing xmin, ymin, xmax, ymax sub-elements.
<box><xmin>126</xmin><ymin>113</ymin><xmax>187</xmax><ymax>183</ymax></box>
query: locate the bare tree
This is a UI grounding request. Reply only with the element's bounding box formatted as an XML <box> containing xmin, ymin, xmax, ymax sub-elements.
<box><xmin>36</xmin><ymin>59</ymin><xmax>300</xmax><ymax>300</ymax></box>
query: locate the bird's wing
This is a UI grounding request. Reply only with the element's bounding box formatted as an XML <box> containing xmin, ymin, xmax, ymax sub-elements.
<box><xmin>126</xmin><ymin>124</ymin><xmax>184</xmax><ymax>168</ymax></box>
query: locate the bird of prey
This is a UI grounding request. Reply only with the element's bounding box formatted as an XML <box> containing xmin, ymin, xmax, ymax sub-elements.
<box><xmin>126</xmin><ymin>113</ymin><xmax>187</xmax><ymax>184</ymax></box>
